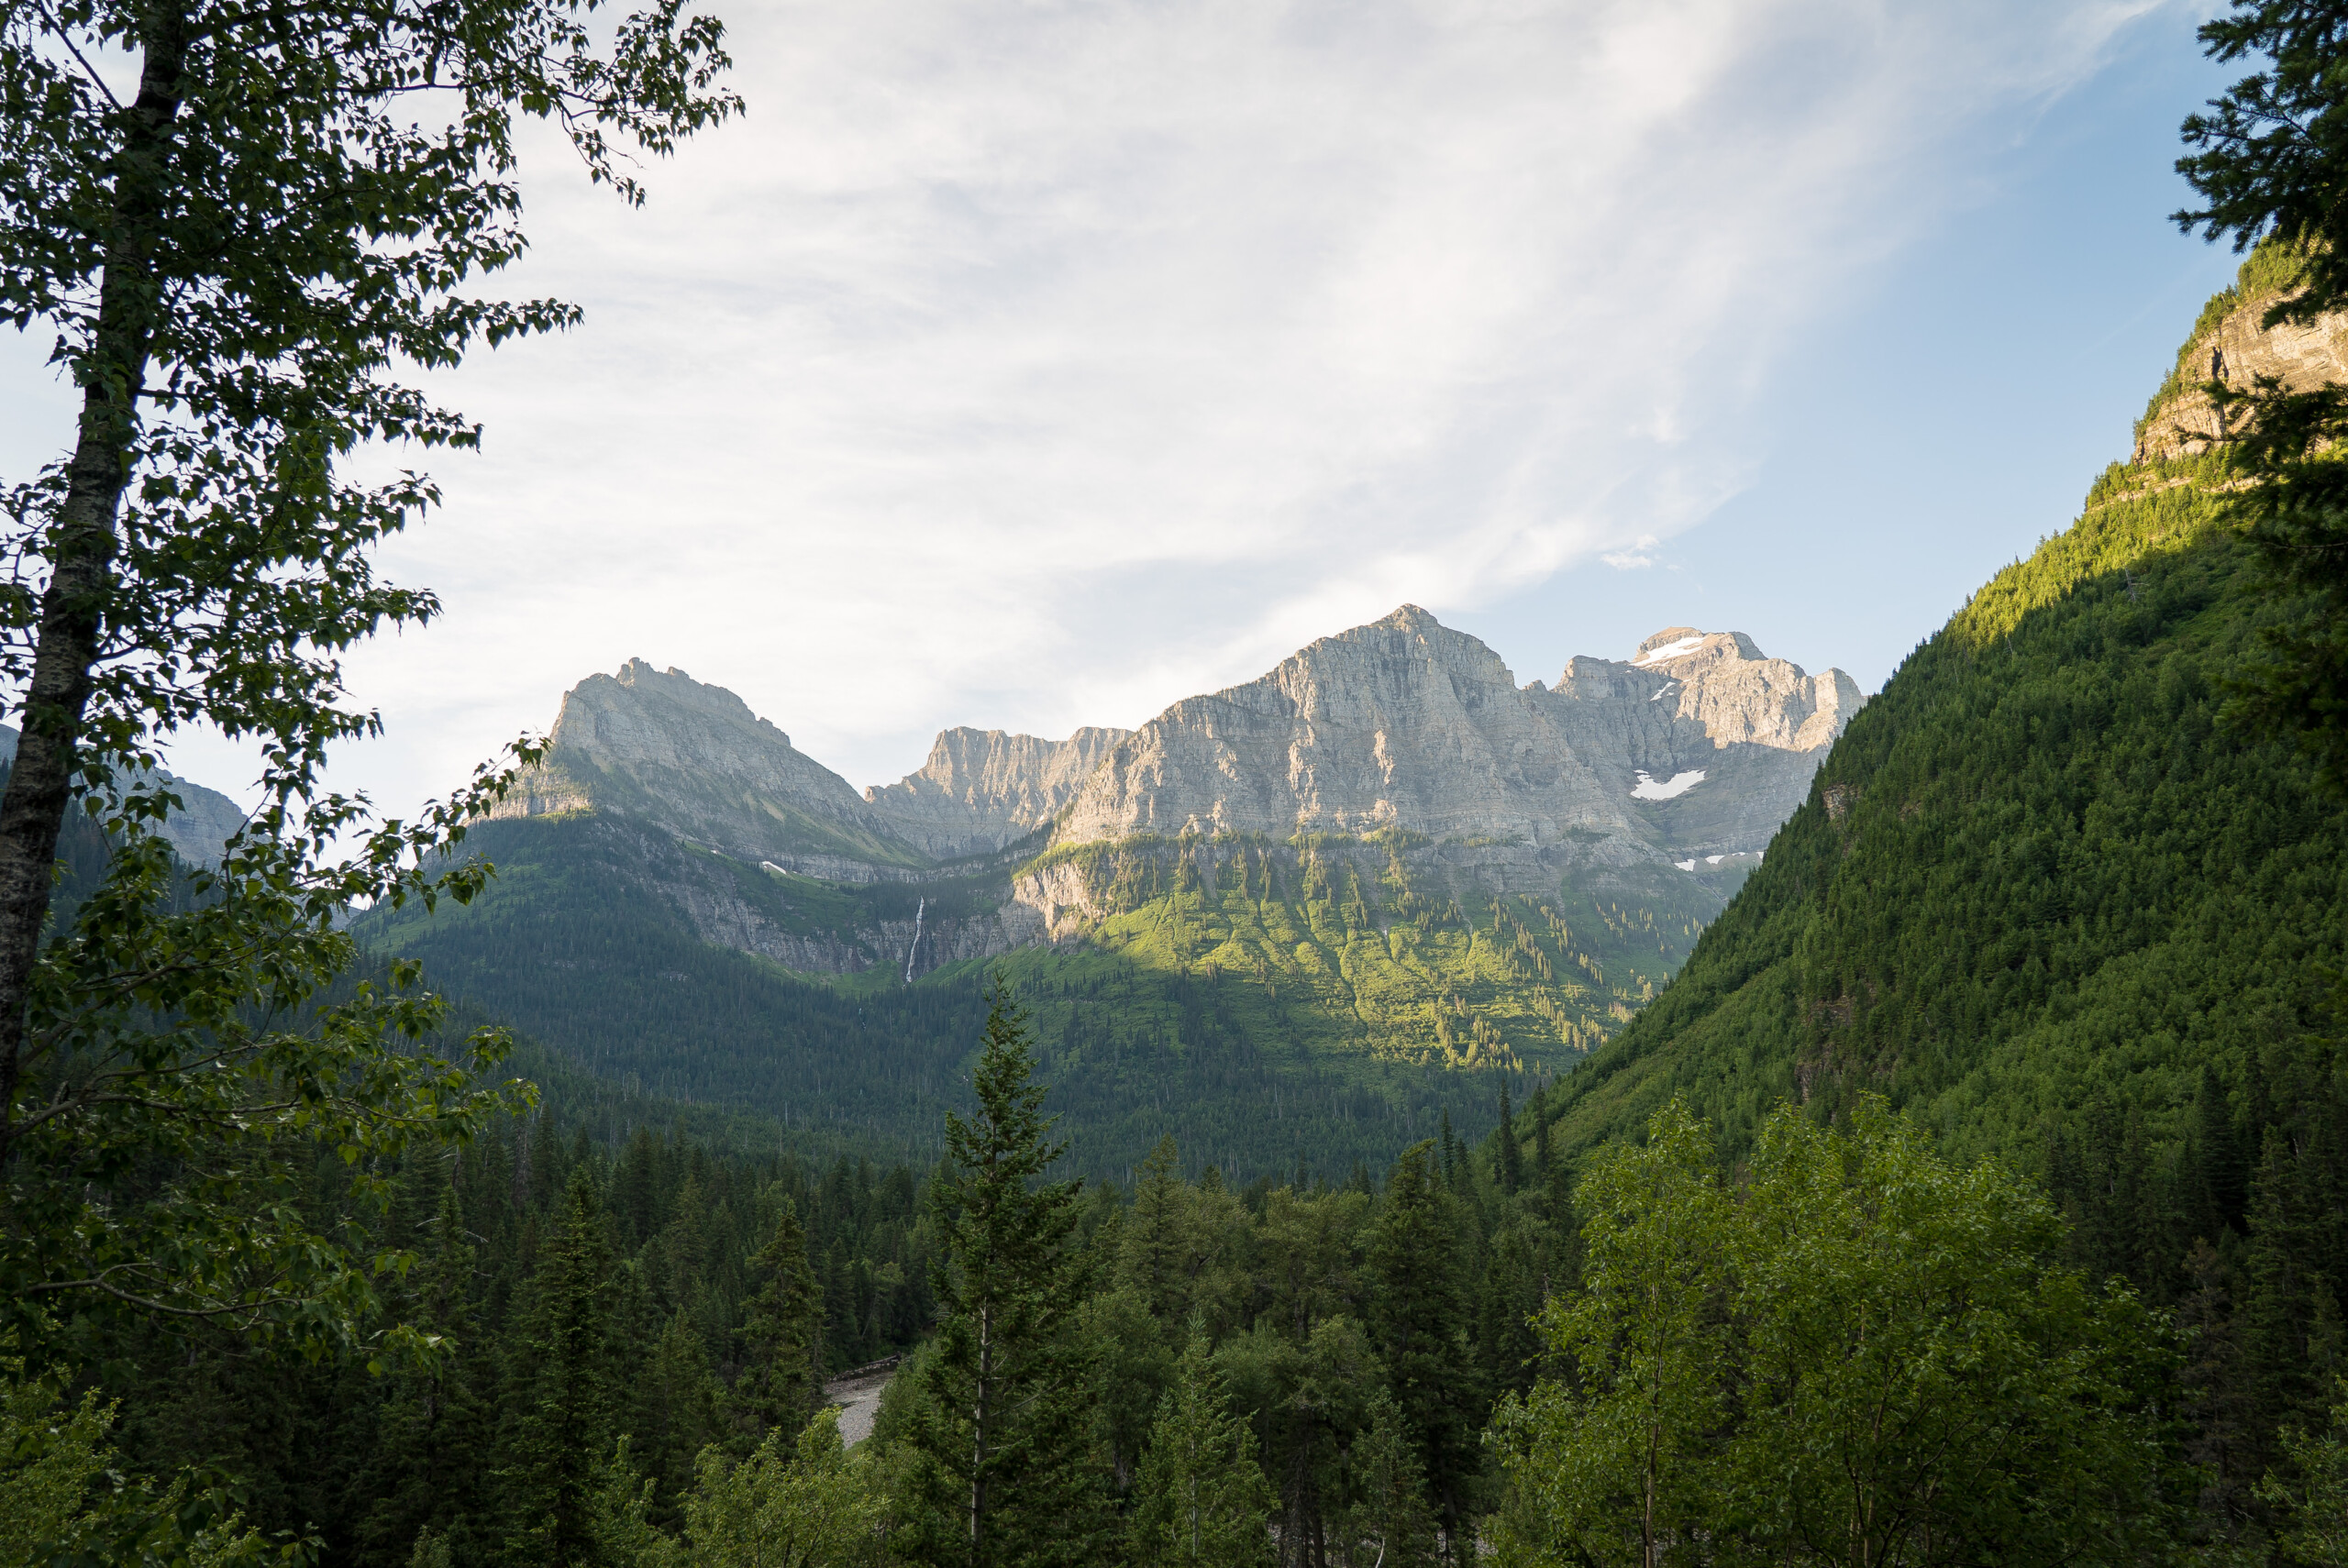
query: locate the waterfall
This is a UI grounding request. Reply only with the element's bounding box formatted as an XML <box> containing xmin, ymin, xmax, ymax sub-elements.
<box><xmin>903</xmin><ymin>897</ymin><xmax>925</xmax><ymax>983</ymax></box>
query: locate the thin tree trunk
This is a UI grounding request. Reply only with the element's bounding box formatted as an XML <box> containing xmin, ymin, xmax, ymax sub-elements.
<box><xmin>0</xmin><ymin>4</ymin><xmax>188</xmax><ymax>1163</ymax></box>
<box><xmin>970</xmin><ymin>1299</ymin><xmax>991</xmax><ymax>1568</ymax></box>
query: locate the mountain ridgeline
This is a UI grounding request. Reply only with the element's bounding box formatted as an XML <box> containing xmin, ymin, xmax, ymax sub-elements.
<box><xmin>359</xmin><ymin>613</ymin><xmax>1864</xmax><ymax>1176</ymax></box>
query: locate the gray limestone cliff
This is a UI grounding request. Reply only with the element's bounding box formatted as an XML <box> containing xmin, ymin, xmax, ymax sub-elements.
<box><xmin>1055</xmin><ymin>607</ymin><xmax>1654</xmax><ymax>851</ymax></box>
<box><xmin>1052</xmin><ymin>607</ymin><xmax>1864</xmax><ymax>861</ymax></box>
<box><xmin>2133</xmin><ymin>264</ymin><xmax>2348</xmax><ymax>464</ymax></box>
<box><xmin>865</xmin><ymin>725</ymin><xmax>1132</xmax><ymax>858</ymax></box>
<box><xmin>490</xmin><ymin>659</ymin><xmax>931</xmax><ymax>878</ymax></box>
<box><xmin>1540</xmin><ymin>627</ymin><xmax>1866</xmax><ymax>859</ymax></box>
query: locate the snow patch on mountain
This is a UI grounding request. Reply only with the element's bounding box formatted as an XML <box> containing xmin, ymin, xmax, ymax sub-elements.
<box><xmin>1634</xmin><ymin>768</ymin><xmax>1707</xmax><ymax>801</ymax></box>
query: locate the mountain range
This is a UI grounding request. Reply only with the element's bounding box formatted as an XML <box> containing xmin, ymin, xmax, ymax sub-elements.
<box><xmin>488</xmin><ymin>608</ymin><xmax>1861</xmax><ymax>954</ymax></box>
<box><xmin>355</xmin><ymin>612</ymin><xmax>1861</xmax><ymax>1174</ymax></box>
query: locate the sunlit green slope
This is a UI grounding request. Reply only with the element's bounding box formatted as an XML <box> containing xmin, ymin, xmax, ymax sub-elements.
<box><xmin>1548</xmin><ymin>267</ymin><xmax>2348</xmax><ymax>1190</ymax></box>
<box><xmin>982</xmin><ymin>831</ymin><xmax>1723</xmax><ymax>1072</ymax></box>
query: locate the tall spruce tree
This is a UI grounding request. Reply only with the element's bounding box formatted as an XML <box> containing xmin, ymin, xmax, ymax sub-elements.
<box><xmin>497</xmin><ymin>1168</ymin><xmax>617</xmax><ymax>1568</ymax></box>
<box><xmin>903</xmin><ymin>980</ymin><xmax>1104</xmax><ymax>1568</ymax></box>
<box><xmin>1367</xmin><ymin>1141</ymin><xmax>1480</xmax><ymax>1562</ymax></box>
<box><xmin>354</xmin><ymin>1183</ymin><xmax>493</xmax><ymax>1567</ymax></box>
<box><xmin>733</xmin><ymin>1197</ymin><xmax>822</xmax><ymax>1449</ymax></box>
<box><xmin>1128</xmin><ymin>1318</ymin><xmax>1277</xmax><ymax>1568</ymax></box>
<box><xmin>1339</xmin><ymin>1388</ymin><xmax>1438</xmax><ymax>1568</ymax></box>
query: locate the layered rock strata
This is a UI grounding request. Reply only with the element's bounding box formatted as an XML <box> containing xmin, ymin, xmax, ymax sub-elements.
<box><xmin>866</xmin><ymin>725</ymin><xmax>1132</xmax><ymax>857</ymax></box>
<box><xmin>1052</xmin><ymin>607</ymin><xmax>1862</xmax><ymax>862</ymax></box>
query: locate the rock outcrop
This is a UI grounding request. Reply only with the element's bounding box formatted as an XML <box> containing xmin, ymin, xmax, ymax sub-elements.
<box><xmin>1620</xmin><ymin>627</ymin><xmax>1865</xmax><ymax>751</ymax></box>
<box><xmin>2134</xmin><ymin>275</ymin><xmax>2348</xmax><ymax>463</ymax></box>
<box><xmin>867</xmin><ymin>725</ymin><xmax>1132</xmax><ymax>858</ymax></box>
<box><xmin>490</xmin><ymin>659</ymin><xmax>931</xmax><ymax>877</ymax></box>
<box><xmin>1052</xmin><ymin>607</ymin><xmax>1658</xmax><ymax>852</ymax></box>
<box><xmin>0</xmin><ymin>725</ymin><xmax>249</xmax><ymax>867</ymax></box>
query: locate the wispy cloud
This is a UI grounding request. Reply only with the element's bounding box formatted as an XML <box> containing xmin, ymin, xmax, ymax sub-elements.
<box><xmin>107</xmin><ymin>0</ymin><xmax>2174</xmax><ymax>804</ymax></box>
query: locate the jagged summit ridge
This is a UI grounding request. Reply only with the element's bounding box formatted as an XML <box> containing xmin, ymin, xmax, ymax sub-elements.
<box><xmin>1055</xmin><ymin>606</ymin><xmax>1639</xmax><ymax>846</ymax></box>
<box><xmin>1565</xmin><ymin>627</ymin><xmax>1864</xmax><ymax>753</ymax></box>
<box><xmin>492</xmin><ymin>658</ymin><xmax>929</xmax><ymax>877</ymax></box>
<box><xmin>493</xmin><ymin>608</ymin><xmax>1866</xmax><ymax>879</ymax></box>
<box><xmin>1050</xmin><ymin>607</ymin><xmax>1864</xmax><ymax>854</ymax></box>
<box><xmin>865</xmin><ymin>724</ymin><xmax>1134</xmax><ymax>858</ymax></box>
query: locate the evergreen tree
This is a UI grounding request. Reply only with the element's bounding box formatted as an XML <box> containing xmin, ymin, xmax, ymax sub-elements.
<box><xmin>630</xmin><ymin>1307</ymin><xmax>720</xmax><ymax>1529</ymax></box>
<box><xmin>903</xmin><ymin>980</ymin><xmax>1105</xmax><ymax>1568</ymax></box>
<box><xmin>498</xmin><ymin>1168</ymin><xmax>618</xmax><ymax>1568</ymax></box>
<box><xmin>732</xmin><ymin>1198</ymin><xmax>822</xmax><ymax>1449</ymax></box>
<box><xmin>1496</xmin><ymin>1085</ymin><xmax>1523</xmax><ymax>1196</ymax></box>
<box><xmin>1124</xmin><ymin>1135</ymin><xmax>1191</xmax><ymax>1327</ymax></box>
<box><xmin>1367</xmin><ymin>1142</ymin><xmax>1480</xmax><ymax>1562</ymax></box>
<box><xmin>1533</xmin><ymin>1090</ymin><xmax>1561</xmax><ymax>1216</ymax></box>
<box><xmin>1337</xmin><ymin>1388</ymin><xmax>1437</xmax><ymax>1568</ymax></box>
<box><xmin>355</xmin><ymin>1183</ymin><xmax>493</xmax><ymax>1567</ymax></box>
<box><xmin>1128</xmin><ymin>1319</ymin><xmax>1277</xmax><ymax>1568</ymax></box>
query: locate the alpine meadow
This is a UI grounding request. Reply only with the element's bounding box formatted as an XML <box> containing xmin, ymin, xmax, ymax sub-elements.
<box><xmin>6</xmin><ymin>2</ymin><xmax>2348</xmax><ymax>1568</ymax></box>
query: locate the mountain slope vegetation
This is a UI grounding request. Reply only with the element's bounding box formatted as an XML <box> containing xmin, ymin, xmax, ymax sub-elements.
<box><xmin>1536</xmin><ymin>259</ymin><xmax>2348</xmax><ymax>1507</ymax></box>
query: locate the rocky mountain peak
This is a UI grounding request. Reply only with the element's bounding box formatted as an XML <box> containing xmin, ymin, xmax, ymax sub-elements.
<box><xmin>604</xmin><ymin>657</ymin><xmax>789</xmax><ymax>745</ymax></box>
<box><xmin>493</xmin><ymin>661</ymin><xmax>928</xmax><ymax>878</ymax></box>
<box><xmin>1054</xmin><ymin>607</ymin><xmax>1641</xmax><ymax>846</ymax></box>
<box><xmin>1566</xmin><ymin>627</ymin><xmax>1864</xmax><ymax>754</ymax></box>
<box><xmin>493</xmin><ymin>607</ymin><xmax>1869</xmax><ymax>882</ymax></box>
<box><xmin>1633</xmin><ymin>627</ymin><xmax>1766</xmax><ymax>668</ymax></box>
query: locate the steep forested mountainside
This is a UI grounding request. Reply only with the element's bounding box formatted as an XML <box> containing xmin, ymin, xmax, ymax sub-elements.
<box><xmin>360</xmin><ymin>612</ymin><xmax>1858</xmax><ymax>1176</ymax></box>
<box><xmin>1542</xmin><ymin>257</ymin><xmax>2348</xmax><ymax>1474</ymax></box>
<box><xmin>1552</xmin><ymin>478</ymin><xmax>2337</xmax><ymax>1164</ymax></box>
<box><xmin>360</xmin><ymin>811</ymin><xmax>1708</xmax><ymax>1178</ymax></box>
<box><xmin>1555</xmin><ymin>260</ymin><xmax>2348</xmax><ymax>1173</ymax></box>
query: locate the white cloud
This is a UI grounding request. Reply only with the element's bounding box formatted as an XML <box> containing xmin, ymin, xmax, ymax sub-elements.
<box><xmin>1603</xmin><ymin>536</ymin><xmax>1663</xmax><ymax>570</ymax></box>
<box><xmin>7</xmin><ymin>0</ymin><xmax>2175</xmax><ymax>810</ymax></box>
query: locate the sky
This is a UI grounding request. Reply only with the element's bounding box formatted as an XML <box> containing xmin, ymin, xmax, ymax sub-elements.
<box><xmin>0</xmin><ymin>0</ymin><xmax>2252</xmax><ymax>812</ymax></box>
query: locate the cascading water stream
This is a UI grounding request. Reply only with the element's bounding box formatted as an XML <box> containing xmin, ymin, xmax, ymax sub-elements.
<box><xmin>903</xmin><ymin>897</ymin><xmax>925</xmax><ymax>983</ymax></box>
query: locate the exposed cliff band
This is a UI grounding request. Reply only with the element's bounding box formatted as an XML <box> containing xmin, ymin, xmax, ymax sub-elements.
<box><xmin>486</xmin><ymin>609</ymin><xmax>1866</xmax><ymax>975</ymax></box>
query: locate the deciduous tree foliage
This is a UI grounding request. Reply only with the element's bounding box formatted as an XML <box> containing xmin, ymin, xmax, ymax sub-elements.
<box><xmin>0</xmin><ymin>0</ymin><xmax>735</xmax><ymax>1357</ymax></box>
<box><xmin>1497</xmin><ymin>1098</ymin><xmax>2185</xmax><ymax>1568</ymax></box>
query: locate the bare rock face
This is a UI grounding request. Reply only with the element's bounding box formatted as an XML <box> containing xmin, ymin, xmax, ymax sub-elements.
<box><xmin>0</xmin><ymin>724</ymin><xmax>249</xmax><ymax>867</ymax></box>
<box><xmin>489</xmin><ymin>612</ymin><xmax>1868</xmax><ymax>967</ymax></box>
<box><xmin>1534</xmin><ymin>629</ymin><xmax>1864</xmax><ymax>860</ymax></box>
<box><xmin>1617</xmin><ymin>627</ymin><xmax>1866</xmax><ymax>751</ymax></box>
<box><xmin>2134</xmin><ymin>288</ymin><xmax>2348</xmax><ymax>463</ymax></box>
<box><xmin>1051</xmin><ymin>608</ymin><xmax>1866</xmax><ymax>861</ymax></box>
<box><xmin>491</xmin><ymin>659</ymin><xmax>929</xmax><ymax>877</ymax></box>
<box><xmin>866</xmin><ymin>725</ymin><xmax>1132</xmax><ymax>858</ymax></box>
<box><xmin>1054</xmin><ymin>606</ymin><xmax>1656</xmax><ymax>850</ymax></box>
